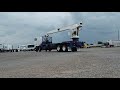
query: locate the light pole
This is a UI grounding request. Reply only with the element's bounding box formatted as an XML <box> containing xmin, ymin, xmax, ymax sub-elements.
<box><xmin>118</xmin><ymin>29</ymin><xmax>119</xmax><ymax>40</ymax></box>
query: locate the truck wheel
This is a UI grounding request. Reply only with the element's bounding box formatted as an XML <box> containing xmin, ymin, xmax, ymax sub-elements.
<box><xmin>35</xmin><ymin>48</ymin><xmax>38</xmax><ymax>52</ymax></box>
<box><xmin>62</xmin><ymin>46</ymin><xmax>66</xmax><ymax>52</ymax></box>
<box><xmin>71</xmin><ymin>48</ymin><xmax>74</xmax><ymax>52</ymax></box>
<box><xmin>71</xmin><ymin>47</ymin><xmax>77</xmax><ymax>52</ymax></box>
<box><xmin>39</xmin><ymin>47</ymin><xmax>42</xmax><ymax>52</ymax></box>
<box><xmin>49</xmin><ymin>49</ymin><xmax>51</xmax><ymax>52</ymax></box>
<box><xmin>62</xmin><ymin>46</ymin><xmax>68</xmax><ymax>52</ymax></box>
<box><xmin>65</xmin><ymin>47</ymin><xmax>68</xmax><ymax>52</ymax></box>
<box><xmin>74</xmin><ymin>48</ymin><xmax>77</xmax><ymax>52</ymax></box>
<box><xmin>57</xmin><ymin>46</ymin><xmax>61</xmax><ymax>52</ymax></box>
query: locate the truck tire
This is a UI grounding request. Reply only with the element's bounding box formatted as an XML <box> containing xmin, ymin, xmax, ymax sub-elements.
<box><xmin>65</xmin><ymin>47</ymin><xmax>68</xmax><ymax>52</ymax></box>
<box><xmin>71</xmin><ymin>47</ymin><xmax>77</xmax><ymax>52</ymax></box>
<box><xmin>62</xmin><ymin>46</ymin><xmax>66</xmax><ymax>52</ymax></box>
<box><xmin>74</xmin><ymin>48</ymin><xmax>77</xmax><ymax>52</ymax></box>
<box><xmin>35</xmin><ymin>46</ymin><xmax>39</xmax><ymax>52</ymax></box>
<box><xmin>49</xmin><ymin>49</ymin><xmax>52</xmax><ymax>52</ymax></box>
<box><xmin>57</xmin><ymin>46</ymin><xmax>61</xmax><ymax>52</ymax></box>
<box><xmin>39</xmin><ymin>47</ymin><xmax>42</xmax><ymax>52</ymax></box>
<box><xmin>35</xmin><ymin>49</ymin><xmax>38</xmax><ymax>52</ymax></box>
<box><xmin>62</xmin><ymin>45</ymin><xmax>68</xmax><ymax>52</ymax></box>
<box><xmin>71</xmin><ymin>48</ymin><xmax>74</xmax><ymax>52</ymax></box>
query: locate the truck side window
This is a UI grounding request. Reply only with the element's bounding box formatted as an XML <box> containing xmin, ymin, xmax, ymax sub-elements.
<box><xmin>72</xmin><ymin>31</ymin><xmax>76</xmax><ymax>36</ymax></box>
<box><xmin>77</xmin><ymin>30</ymin><xmax>78</xmax><ymax>36</ymax></box>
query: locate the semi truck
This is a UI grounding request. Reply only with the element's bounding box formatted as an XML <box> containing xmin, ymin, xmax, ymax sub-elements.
<box><xmin>34</xmin><ymin>22</ymin><xmax>83</xmax><ymax>52</ymax></box>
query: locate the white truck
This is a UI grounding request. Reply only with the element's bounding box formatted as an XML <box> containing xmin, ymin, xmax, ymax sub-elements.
<box><xmin>18</xmin><ymin>44</ymin><xmax>35</xmax><ymax>51</ymax></box>
<box><xmin>26</xmin><ymin>44</ymin><xmax>35</xmax><ymax>51</ymax></box>
<box><xmin>107</xmin><ymin>40</ymin><xmax>120</xmax><ymax>47</ymax></box>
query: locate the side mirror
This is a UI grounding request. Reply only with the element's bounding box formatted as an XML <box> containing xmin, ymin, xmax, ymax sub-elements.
<box><xmin>58</xmin><ymin>28</ymin><xmax>60</xmax><ymax>31</ymax></box>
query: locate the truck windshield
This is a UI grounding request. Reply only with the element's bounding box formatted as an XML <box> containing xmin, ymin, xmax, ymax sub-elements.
<box><xmin>28</xmin><ymin>45</ymin><xmax>34</xmax><ymax>48</ymax></box>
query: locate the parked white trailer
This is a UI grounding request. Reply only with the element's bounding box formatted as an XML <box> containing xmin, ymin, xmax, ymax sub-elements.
<box><xmin>4</xmin><ymin>44</ymin><xmax>13</xmax><ymax>52</ymax></box>
<box><xmin>0</xmin><ymin>44</ymin><xmax>13</xmax><ymax>52</ymax></box>
<box><xmin>107</xmin><ymin>40</ymin><xmax>120</xmax><ymax>47</ymax></box>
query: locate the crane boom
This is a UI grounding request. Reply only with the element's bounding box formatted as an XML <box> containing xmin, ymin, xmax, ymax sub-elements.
<box><xmin>46</xmin><ymin>22</ymin><xmax>82</xmax><ymax>36</ymax></box>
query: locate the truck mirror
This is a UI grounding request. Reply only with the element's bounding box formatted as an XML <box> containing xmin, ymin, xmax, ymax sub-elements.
<box><xmin>34</xmin><ymin>38</ymin><xmax>37</xmax><ymax>41</ymax></box>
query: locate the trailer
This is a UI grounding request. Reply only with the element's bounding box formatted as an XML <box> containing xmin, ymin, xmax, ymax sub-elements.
<box><xmin>3</xmin><ymin>44</ymin><xmax>14</xmax><ymax>52</ymax></box>
<box><xmin>34</xmin><ymin>22</ymin><xmax>83</xmax><ymax>52</ymax></box>
<box><xmin>107</xmin><ymin>40</ymin><xmax>120</xmax><ymax>47</ymax></box>
<box><xmin>0</xmin><ymin>44</ymin><xmax>14</xmax><ymax>52</ymax></box>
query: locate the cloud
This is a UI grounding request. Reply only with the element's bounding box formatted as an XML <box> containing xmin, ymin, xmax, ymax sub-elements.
<box><xmin>0</xmin><ymin>12</ymin><xmax>73</xmax><ymax>46</ymax></box>
<box><xmin>0</xmin><ymin>12</ymin><xmax>120</xmax><ymax>47</ymax></box>
<box><xmin>70</xmin><ymin>12</ymin><xmax>120</xmax><ymax>43</ymax></box>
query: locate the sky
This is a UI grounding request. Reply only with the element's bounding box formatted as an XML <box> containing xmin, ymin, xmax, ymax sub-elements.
<box><xmin>0</xmin><ymin>12</ymin><xmax>120</xmax><ymax>47</ymax></box>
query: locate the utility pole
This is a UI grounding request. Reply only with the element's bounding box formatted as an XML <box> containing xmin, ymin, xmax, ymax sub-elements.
<box><xmin>118</xmin><ymin>29</ymin><xmax>119</xmax><ymax>40</ymax></box>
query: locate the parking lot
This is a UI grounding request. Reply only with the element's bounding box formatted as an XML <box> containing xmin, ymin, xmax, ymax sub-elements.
<box><xmin>0</xmin><ymin>47</ymin><xmax>120</xmax><ymax>78</ymax></box>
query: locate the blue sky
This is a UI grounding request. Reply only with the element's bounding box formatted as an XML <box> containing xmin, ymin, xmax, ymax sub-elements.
<box><xmin>0</xmin><ymin>12</ymin><xmax>120</xmax><ymax>46</ymax></box>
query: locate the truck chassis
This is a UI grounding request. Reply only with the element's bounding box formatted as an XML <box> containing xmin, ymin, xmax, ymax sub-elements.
<box><xmin>35</xmin><ymin>36</ymin><xmax>83</xmax><ymax>52</ymax></box>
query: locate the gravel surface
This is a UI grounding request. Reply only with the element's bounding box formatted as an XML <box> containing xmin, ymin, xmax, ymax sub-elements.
<box><xmin>0</xmin><ymin>47</ymin><xmax>120</xmax><ymax>78</ymax></box>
